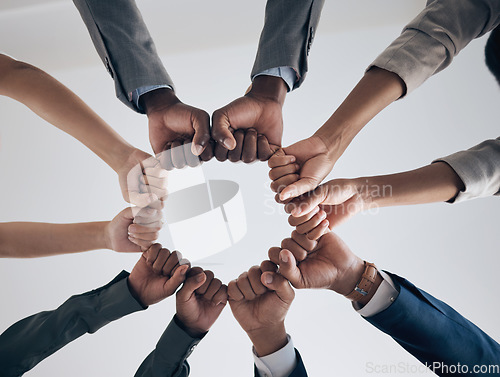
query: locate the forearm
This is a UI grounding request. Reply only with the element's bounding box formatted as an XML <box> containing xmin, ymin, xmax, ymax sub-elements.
<box><xmin>314</xmin><ymin>67</ymin><xmax>405</xmax><ymax>160</ymax></box>
<box><xmin>354</xmin><ymin>161</ymin><xmax>464</xmax><ymax>209</ymax></box>
<box><xmin>0</xmin><ymin>57</ymin><xmax>134</xmax><ymax>172</ymax></box>
<box><xmin>0</xmin><ymin>221</ymin><xmax>109</xmax><ymax>258</ymax></box>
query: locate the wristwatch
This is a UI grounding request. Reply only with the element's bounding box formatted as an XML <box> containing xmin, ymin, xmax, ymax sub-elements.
<box><xmin>345</xmin><ymin>262</ymin><xmax>378</xmax><ymax>302</ymax></box>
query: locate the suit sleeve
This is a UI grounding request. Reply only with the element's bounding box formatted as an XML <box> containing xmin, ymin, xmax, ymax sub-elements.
<box><xmin>433</xmin><ymin>137</ymin><xmax>500</xmax><ymax>203</ymax></box>
<box><xmin>134</xmin><ymin>315</ymin><xmax>203</xmax><ymax>377</ymax></box>
<box><xmin>251</xmin><ymin>0</ymin><xmax>325</xmax><ymax>90</ymax></box>
<box><xmin>369</xmin><ymin>0</ymin><xmax>500</xmax><ymax>96</ymax></box>
<box><xmin>72</xmin><ymin>0</ymin><xmax>174</xmax><ymax>113</ymax></box>
<box><xmin>364</xmin><ymin>272</ymin><xmax>500</xmax><ymax>376</ymax></box>
<box><xmin>254</xmin><ymin>349</ymin><xmax>308</xmax><ymax>377</ymax></box>
<box><xmin>0</xmin><ymin>271</ymin><xmax>145</xmax><ymax>377</ymax></box>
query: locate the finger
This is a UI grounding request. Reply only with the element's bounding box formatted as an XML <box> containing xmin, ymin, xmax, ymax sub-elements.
<box><xmin>288</xmin><ymin>206</ymin><xmax>320</xmax><ymax>227</ymax></box>
<box><xmin>212</xmin><ymin>284</ymin><xmax>228</xmax><ymax>306</ymax></box>
<box><xmin>228</xmin><ymin>129</ymin><xmax>245</xmax><ymax>162</ymax></box>
<box><xmin>200</xmin><ymin>139</ymin><xmax>215</xmax><ymax>162</ymax></box>
<box><xmin>306</xmin><ymin>219</ymin><xmax>330</xmax><ymax>241</ymax></box>
<box><xmin>287</xmin><ymin>187</ymin><xmax>328</xmax><ymax>217</ymax></box>
<box><xmin>183</xmin><ymin>140</ymin><xmax>202</xmax><ymax>167</ymax></box>
<box><xmin>268</xmin><ymin>247</ymin><xmax>282</xmax><ymax>265</ymax></box>
<box><xmin>291</xmin><ymin>230</ymin><xmax>318</xmax><ymax>253</ymax></box>
<box><xmin>295</xmin><ymin>209</ymin><xmax>327</xmax><ymax>235</ymax></box>
<box><xmin>139</xmin><ymin>184</ymin><xmax>167</xmax><ymax>201</ymax></box>
<box><xmin>274</xmin><ymin>193</ymin><xmax>294</xmax><ymax>205</ymax></box>
<box><xmin>143</xmin><ymin>243</ymin><xmax>162</xmax><ymax>265</ymax></box>
<box><xmin>235</xmin><ymin>271</ymin><xmax>256</xmax><ymax>300</ymax></box>
<box><xmin>212</xmin><ymin>110</ymin><xmax>237</xmax><ymax>150</ymax></box>
<box><xmin>128</xmin><ymin>192</ymin><xmax>159</xmax><ymax>208</ymax></box>
<box><xmin>128</xmin><ymin>236</ymin><xmax>154</xmax><ymax>250</ymax></box>
<box><xmin>171</xmin><ymin>140</ymin><xmax>187</xmax><ymax>169</ymax></box>
<box><xmin>196</xmin><ymin>270</ymin><xmax>215</xmax><ymax>295</ymax></box>
<box><xmin>163</xmin><ymin>264</ymin><xmax>189</xmax><ymax>297</ymax></box>
<box><xmin>191</xmin><ymin>110</ymin><xmax>211</xmax><ymax>156</ymax></box>
<box><xmin>129</xmin><ymin>230</ymin><xmax>160</xmax><ymax>242</ymax></box>
<box><xmin>261</xmin><ymin>271</ymin><xmax>295</xmax><ymax>303</ymax></box>
<box><xmin>247</xmin><ymin>265</ymin><xmax>267</xmax><ymax>295</ymax></box>
<box><xmin>227</xmin><ymin>279</ymin><xmax>244</xmax><ymax>301</ymax></box>
<box><xmin>260</xmin><ymin>260</ymin><xmax>279</xmax><ymax>274</ymax></box>
<box><xmin>270</xmin><ymin>174</ymin><xmax>300</xmax><ymax>194</ymax></box>
<box><xmin>257</xmin><ymin>134</ymin><xmax>274</xmax><ymax>161</ymax></box>
<box><xmin>177</xmin><ymin>270</ymin><xmax>207</xmax><ymax>302</ymax></box>
<box><xmin>269</xmin><ymin>163</ymin><xmax>300</xmax><ymax>181</ymax></box>
<box><xmin>163</xmin><ymin>250</ymin><xmax>183</xmax><ymax>276</ymax></box>
<box><xmin>241</xmin><ymin>129</ymin><xmax>258</xmax><ymax>163</ymax></box>
<box><xmin>268</xmin><ymin>153</ymin><xmax>296</xmax><ymax>169</ymax></box>
<box><xmin>141</xmin><ymin>174</ymin><xmax>168</xmax><ymax>190</ymax></box>
<box><xmin>280</xmin><ymin>237</ymin><xmax>308</xmax><ymax>262</ymax></box>
<box><xmin>152</xmin><ymin>248</ymin><xmax>170</xmax><ymax>274</ymax></box>
<box><xmin>214</xmin><ymin>142</ymin><xmax>229</xmax><ymax>162</ymax></box>
<box><xmin>279</xmin><ymin>177</ymin><xmax>320</xmax><ymax>202</ymax></box>
<box><xmin>202</xmin><ymin>278</ymin><xmax>223</xmax><ymax>301</ymax></box>
<box><xmin>276</xmin><ymin>249</ymin><xmax>302</xmax><ymax>288</ymax></box>
<box><xmin>157</xmin><ymin>147</ymin><xmax>174</xmax><ymax>171</ymax></box>
<box><xmin>128</xmin><ymin>223</ymin><xmax>162</xmax><ymax>235</ymax></box>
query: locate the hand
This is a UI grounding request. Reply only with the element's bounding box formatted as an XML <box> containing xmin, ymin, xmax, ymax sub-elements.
<box><xmin>269</xmin><ymin>136</ymin><xmax>337</xmax><ymax>202</ymax></box>
<box><xmin>285</xmin><ymin>179</ymin><xmax>366</xmax><ymax>237</ymax></box>
<box><xmin>141</xmin><ymin>88</ymin><xmax>213</xmax><ymax>165</ymax></box>
<box><xmin>128</xmin><ymin>244</ymin><xmax>190</xmax><ymax>307</ymax></box>
<box><xmin>268</xmin><ymin>232</ymin><xmax>364</xmax><ymax>296</ymax></box>
<box><xmin>228</xmin><ymin>261</ymin><xmax>294</xmax><ymax>356</ymax></box>
<box><xmin>116</xmin><ymin>148</ymin><xmax>168</xmax><ymax>207</ymax></box>
<box><xmin>176</xmin><ymin>268</ymin><xmax>228</xmax><ymax>338</ymax></box>
<box><xmin>105</xmin><ymin>207</ymin><xmax>162</xmax><ymax>252</ymax></box>
<box><xmin>211</xmin><ymin>75</ymin><xmax>286</xmax><ymax>163</ymax></box>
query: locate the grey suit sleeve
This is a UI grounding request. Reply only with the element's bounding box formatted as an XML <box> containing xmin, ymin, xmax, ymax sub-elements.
<box><xmin>135</xmin><ymin>315</ymin><xmax>204</xmax><ymax>377</ymax></box>
<box><xmin>0</xmin><ymin>271</ymin><xmax>145</xmax><ymax>377</ymax></box>
<box><xmin>368</xmin><ymin>0</ymin><xmax>500</xmax><ymax>96</ymax></box>
<box><xmin>72</xmin><ymin>0</ymin><xmax>174</xmax><ymax>113</ymax></box>
<box><xmin>433</xmin><ymin>137</ymin><xmax>500</xmax><ymax>203</ymax></box>
<box><xmin>251</xmin><ymin>0</ymin><xmax>325</xmax><ymax>90</ymax></box>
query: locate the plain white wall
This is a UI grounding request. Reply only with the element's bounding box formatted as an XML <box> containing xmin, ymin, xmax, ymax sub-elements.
<box><xmin>0</xmin><ymin>2</ymin><xmax>499</xmax><ymax>376</ymax></box>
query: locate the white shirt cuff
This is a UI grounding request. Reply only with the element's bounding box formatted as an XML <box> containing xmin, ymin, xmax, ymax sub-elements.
<box><xmin>130</xmin><ymin>85</ymin><xmax>173</xmax><ymax>111</ymax></box>
<box><xmin>253</xmin><ymin>67</ymin><xmax>297</xmax><ymax>92</ymax></box>
<box><xmin>355</xmin><ymin>270</ymin><xmax>399</xmax><ymax>317</ymax></box>
<box><xmin>253</xmin><ymin>334</ymin><xmax>297</xmax><ymax>377</ymax></box>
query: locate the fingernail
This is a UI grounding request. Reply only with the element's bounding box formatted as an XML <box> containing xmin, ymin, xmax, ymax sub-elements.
<box><xmin>264</xmin><ymin>274</ymin><xmax>273</xmax><ymax>284</ymax></box>
<box><xmin>180</xmin><ymin>266</ymin><xmax>187</xmax><ymax>276</ymax></box>
<box><xmin>281</xmin><ymin>192</ymin><xmax>291</xmax><ymax>201</ymax></box>
<box><xmin>280</xmin><ymin>252</ymin><xmax>288</xmax><ymax>263</ymax></box>
<box><xmin>290</xmin><ymin>156</ymin><xmax>296</xmax><ymax>163</ymax></box>
<box><xmin>192</xmin><ymin>144</ymin><xmax>204</xmax><ymax>156</ymax></box>
<box><xmin>196</xmin><ymin>273</ymin><xmax>205</xmax><ymax>282</ymax></box>
<box><xmin>223</xmin><ymin>138</ymin><xmax>232</xmax><ymax>149</ymax></box>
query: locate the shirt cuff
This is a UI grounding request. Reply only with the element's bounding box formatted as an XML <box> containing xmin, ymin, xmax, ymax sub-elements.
<box><xmin>355</xmin><ymin>270</ymin><xmax>400</xmax><ymax>318</ymax></box>
<box><xmin>253</xmin><ymin>334</ymin><xmax>297</xmax><ymax>377</ymax></box>
<box><xmin>252</xmin><ymin>67</ymin><xmax>297</xmax><ymax>92</ymax></box>
<box><xmin>130</xmin><ymin>85</ymin><xmax>173</xmax><ymax>112</ymax></box>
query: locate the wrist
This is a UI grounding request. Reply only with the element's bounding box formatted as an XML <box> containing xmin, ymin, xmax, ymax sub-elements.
<box><xmin>140</xmin><ymin>87</ymin><xmax>178</xmax><ymax>115</ymax></box>
<box><xmin>354</xmin><ymin>271</ymin><xmax>384</xmax><ymax>307</ymax></box>
<box><xmin>102</xmin><ymin>221</ymin><xmax>112</xmax><ymax>250</ymax></box>
<box><xmin>175</xmin><ymin>314</ymin><xmax>208</xmax><ymax>339</ymax></box>
<box><xmin>126</xmin><ymin>277</ymin><xmax>148</xmax><ymax>308</ymax></box>
<box><xmin>247</xmin><ymin>323</ymin><xmax>288</xmax><ymax>357</ymax></box>
<box><xmin>249</xmin><ymin>75</ymin><xmax>287</xmax><ymax>106</ymax></box>
<box><xmin>328</xmin><ymin>257</ymin><xmax>366</xmax><ymax>296</ymax></box>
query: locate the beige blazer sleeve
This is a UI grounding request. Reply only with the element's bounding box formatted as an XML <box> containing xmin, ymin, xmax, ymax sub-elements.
<box><xmin>433</xmin><ymin>137</ymin><xmax>500</xmax><ymax>203</ymax></box>
<box><xmin>368</xmin><ymin>0</ymin><xmax>500</xmax><ymax>96</ymax></box>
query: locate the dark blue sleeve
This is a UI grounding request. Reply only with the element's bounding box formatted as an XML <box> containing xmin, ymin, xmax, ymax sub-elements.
<box><xmin>365</xmin><ymin>272</ymin><xmax>500</xmax><ymax>376</ymax></box>
<box><xmin>254</xmin><ymin>349</ymin><xmax>308</xmax><ymax>377</ymax></box>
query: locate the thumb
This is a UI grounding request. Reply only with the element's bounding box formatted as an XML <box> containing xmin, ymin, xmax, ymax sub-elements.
<box><xmin>261</xmin><ymin>271</ymin><xmax>295</xmax><ymax>304</ymax></box>
<box><xmin>279</xmin><ymin>177</ymin><xmax>319</xmax><ymax>202</ymax></box>
<box><xmin>177</xmin><ymin>271</ymin><xmax>206</xmax><ymax>302</ymax></box>
<box><xmin>163</xmin><ymin>264</ymin><xmax>189</xmax><ymax>296</ymax></box>
<box><xmin>276</xmin><ymin>249</ymin><xmax>302</xmax><ymax>288</ymax></box>
<box><xmin>191</xmin><ymin>111</ymin><xmax>211</xmax><ymax>156</ymax></box>
<box><xmin>212</xmin><ymin>110</ymin><xmax>236</xmax><ymax>150</ymax></box>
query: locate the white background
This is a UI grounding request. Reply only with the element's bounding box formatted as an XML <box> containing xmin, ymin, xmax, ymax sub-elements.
<box><xmin>0</xmin><ymin>1</ymin><xmax>499</xmax><ymax>376</ymax></box>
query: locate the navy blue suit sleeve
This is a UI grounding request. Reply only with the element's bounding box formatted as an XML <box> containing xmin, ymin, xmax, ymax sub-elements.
<box><xmin>253</xmin><ymin>349</ymin><xmax>308</xmax><ymax>377</ymax></box>
<box><xmin>365</xmin><ymin>272</ymin><xmax>500</xmax><ymax>376</ymax></box>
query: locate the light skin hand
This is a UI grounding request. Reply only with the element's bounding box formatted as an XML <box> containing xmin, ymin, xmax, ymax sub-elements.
<box><xmin>212</xmin><ymin>75</ymin><xmax>287</xmax><ymax>163</ymax></box>
<box><xmin>128</xmin><ymin>244</ymin><xmax>190</xmax><ymax>307</ymax></box>
<box><xmin>176</xmin><ymin>268</ymin><xmax>228</xmax><ymax>338</ymax></box>
<box><xmin>228</xmin><ymin>261</ymin><xmax>294</xmax><ymax>357</ymax></box>
<box><xmin>141</xmin><ymin>88</ymin><xmax>213</xmax><ymax>164</ymax></box>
